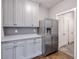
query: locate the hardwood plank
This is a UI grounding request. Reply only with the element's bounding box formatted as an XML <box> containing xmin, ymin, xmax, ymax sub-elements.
<box><xmin>33</xmin><ymin>51</ymin><xmax>73</xmax><ymax>59</ymax></box>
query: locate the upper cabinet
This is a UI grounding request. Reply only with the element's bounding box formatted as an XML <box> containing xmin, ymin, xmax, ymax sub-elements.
<box><xmin>2</xmin><ymin>0</ymin><xmax>39</xmax><ymax>27</ymax></box>
<box><xmin>14</xmin><ymin>0</ymin><xmax>24</xmax><ymax>26</ymax></box>
<box><xmin>22</xmin><ymin>0</ymin><xmax>33</xmax><ymax>27</ymax></box>
<box><xmin>2</xmin><ymin>0</ymin><xmax>14</xmax><ymax>26</ymax></box>
<box><xmin>32</xmin><ymin>3</ymin><xmax>39</xmax><ymax>27</ymax></box>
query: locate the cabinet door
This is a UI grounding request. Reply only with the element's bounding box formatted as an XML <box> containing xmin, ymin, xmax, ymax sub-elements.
<box><xmin>34</xmin><ymin>38</ymin><xmax>42</xmax><ymax>56</ymax></box>
<box><xmin>22</xmin><ymin>0</ymin><xmax>33</xmax><ymax>27</ymax></box>
<box><xmin>2</xmin><ymin>0</ymin><xmax>14</xmax><ymax>26</ymax></box>
<box><xmin>32</xmin><ymin>3</ymin><xmax>39</xmax><ymax>27</ymax></box>
<box><xmin>24</xmin><ymin>39</ymin><xmax>34</xmax><ymax>59</ymax></box>
<box><xmin>14</xmin><ymin>0</ymin><xmax>23</xmax><ymax>26</ymax></box>
<box><xmin>1</xmin><ymin>42</ymin><xmax>14</xmax><ymax>59</ymax></box>
<box><xmin>15</xmin><ymin>41</ymin><xmax>25</xmax><ymax>59</ymax></box>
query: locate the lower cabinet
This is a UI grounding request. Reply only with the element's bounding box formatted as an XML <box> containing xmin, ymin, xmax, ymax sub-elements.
<box><xmin>1</xmin><ymin>42</ymin><xmax>14</xmax><ymax>59</ymax></box>
<box><xmin>1</xmin><ymin>38</ymin><xmax>42</xmax><ymax>59</ymax></box>
<box><xmin>34</xmin><ymin>38</ymin><xmax>42</xmax><ymax>56</ymax></box>
<box><xmin>24</xmin><ymin>38</ymin><xmax>42</xmax><ymax>59</ymax></box>
<box><xmin>24</xmin><ymin>39</ymin><xmax>35</xmax><ymax>59</ymax></box>
<box><xmin>15</xmin><ymin>41</ymin><xmax>25</xmax><ymax>59</ymax></box>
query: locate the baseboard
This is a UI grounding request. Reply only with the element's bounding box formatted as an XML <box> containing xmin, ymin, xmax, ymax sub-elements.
<box><xmin>58</xmin><ymin>41</ymin><xmax>74</xmax><ymax>50</ymax></box>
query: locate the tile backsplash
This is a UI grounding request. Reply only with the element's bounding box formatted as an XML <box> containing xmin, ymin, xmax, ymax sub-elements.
<box><xmin>4</xmin><ymin>27</ymin><xmax>38</xmax><ymax>36</ymax></box>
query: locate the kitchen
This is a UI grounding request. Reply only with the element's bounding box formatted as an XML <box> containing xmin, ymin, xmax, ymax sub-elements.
<box><xmin>1</xmin><ymin>0</ymin><xmax>77</xmax><ymax>59</ymax></box>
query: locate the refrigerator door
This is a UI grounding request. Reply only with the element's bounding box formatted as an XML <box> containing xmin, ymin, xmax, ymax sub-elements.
<box><xmin>51</xmin><ymin>20</ymin><xmax>58</xmax><ymax>52</ymax></box>
<box><xmin>44</xmin><ymin>35</ymin><xmax>52</xmax><ymax>55</ymax></box>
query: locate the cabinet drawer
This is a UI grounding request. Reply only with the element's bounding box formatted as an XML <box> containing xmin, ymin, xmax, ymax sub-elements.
<box><xmin>12</xmin><ymin>41</ymin><xmax>25</xmax><ymax>47</ymax></box>
<box><xmin>34</xmin><ymin>38</ymin><xmax>42</xmax><ymax>43</ymax></box>
<box><xmin>26</xmin><ymin>39</ymin><xmax>34</xmax><ymax>44</ymax></box>
<box><xmin>2</xmin><ymin>42</ymin><xmax>14</xmax><ymax>48</ymax></box>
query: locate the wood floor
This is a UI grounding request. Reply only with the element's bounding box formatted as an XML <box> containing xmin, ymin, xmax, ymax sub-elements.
<box><xmin>33</xmin><ymin>51</ymin><xmax>74</xmax><ymax>59</ymax></box>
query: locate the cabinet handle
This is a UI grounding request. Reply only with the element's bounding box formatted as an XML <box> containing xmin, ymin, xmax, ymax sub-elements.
<box><xmin>32</xmin><ymin>24</ymin><xmax>33</xmax><ymax>27</ymax></box>
<box><xmin>14</xmin><ymin>46</ymin><xmax>18</xmax><ymax>48</ymax></box>
<box><xmin>33</xmin><ymin>41</ymin><xmax>36</xmax><ymax>44</ymax></box>
<box><xmin>14</xmin><ymin>24</ymin><xmax>17</xmax><ymax>25</ymax></box>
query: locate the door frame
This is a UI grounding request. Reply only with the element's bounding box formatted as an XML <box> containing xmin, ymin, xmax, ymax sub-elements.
<box><xmin>56</xmin><ymin>8</ymin><xmax>77</xmax><ymax>59</ymax></box>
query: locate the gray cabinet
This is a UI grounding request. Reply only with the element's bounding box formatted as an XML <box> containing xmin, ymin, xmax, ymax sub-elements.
<box><xmin>24</xmin><ymin>39</ymin><xmax>34</xmax><ymax>58</ymax></box>
<box><xmin>2</xmin><ymin>0</ymin><xmax>39</xmax><ymax>27</ymax></box>
<box><xmin>2</xmin><ymin>0</ymin><xmax>14</xmax><ymax>26</ymax></box>
<box><xmin>22</xmin><ymin>0</ymin><xmax>33</xmax><ymax>27</ymax></box>
<box><xmin>1</xmin><ymin>38</ymin><xmax>42</xmax><ymax>59</ymax></box>
<box><xmin>34</xmin><ymin>38</ymin><xmax>42</xmax><ymax>56</ymax></box>
<box><xmin>1</xmin><ymin>41</ymin><xmax>25</xmax><ymax>59</ymax></box>
<box><xmin>21</xmin><ymin>0</ymin><xmax>39</xmax><ymax>27</ymax></box>
<box><xmin>24</xmin><ymin>38</ymin><xmax>42</xmax><ymax>59</ymax></box>
<box><xmin>14</xmin><ymin>41</ymin><xmax>25</xmax><ymax>59</ymax></box>
<box><xmin>1</xmin><ymin>42</ymin><xmax>14</xmax><ymax>59</ymax></box>
<box><xmin>32</xmin><ymin>3</ymin><xmax>39</xmax><ymax>27</ymax></box>
<box><xmin>14</xmin><ymin>0</ymin><xmax>23</xmax><ymax>26</ymax></box>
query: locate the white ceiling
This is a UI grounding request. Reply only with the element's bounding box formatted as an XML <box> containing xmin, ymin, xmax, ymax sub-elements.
<box><xmin>30</xmin><ymin>0</ymin><xmax>63</xmax><ymax>8</ymax></box>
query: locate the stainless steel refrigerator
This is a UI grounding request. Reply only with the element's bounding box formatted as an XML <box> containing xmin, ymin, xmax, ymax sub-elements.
<box><xmin>39</xmin><ymin>18</ymin><xmax>58</xmax><ymax>56</ymax></box>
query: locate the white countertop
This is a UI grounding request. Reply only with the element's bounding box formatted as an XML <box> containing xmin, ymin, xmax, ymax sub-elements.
<box><xmin>2</xmin><ymin>34</ymin><xmax>42</xmax><ymax>42</ymax></box>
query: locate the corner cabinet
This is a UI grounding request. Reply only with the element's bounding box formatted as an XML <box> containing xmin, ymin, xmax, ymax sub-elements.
<box><xmin>2</xmin><ymin>0</ymin><xmax>39</xmax><ymax>27</ymax></box>
<box><xmin>1</xmin><ymin>37</ymin><xmax>42</xmax><ymax>59</ymax></box>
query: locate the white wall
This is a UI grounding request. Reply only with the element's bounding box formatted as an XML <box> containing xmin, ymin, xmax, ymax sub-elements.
<box><xmin>49</xmin><ymin>0</ymin><xmax>77</xmax><ymax>19</ymax></box>
<box><xmin>39</xmin><ymin>6</ymin><xmax>49</xmax><ymax>20</ymax></box>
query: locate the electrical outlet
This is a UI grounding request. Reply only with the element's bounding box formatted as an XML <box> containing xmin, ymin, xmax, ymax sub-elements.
<box><xmin>33</xmin><ymin>29</ymin><xmax>36</xmax><ymax>32</ymax></box>
<box><xmin>15</xmin><ymin>29</ymin><xmax>18</xmax><ymax>33</ymax></box>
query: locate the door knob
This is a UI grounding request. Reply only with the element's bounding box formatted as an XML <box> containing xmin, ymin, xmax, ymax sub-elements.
<box><xmin>71</xmin><ymin>32</ymin><xmax>73</xmax><ymax>34</ymax></box>
<box><xmin>63</xmin><ymin>33</ymin><xmax>65</xmax><ymax>35</ymax></box>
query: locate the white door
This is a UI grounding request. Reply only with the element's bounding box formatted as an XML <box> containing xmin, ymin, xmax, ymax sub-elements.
<box><xmin>57</xmin><ymin>11</ymin><xmax>74</xmax><ymax>48</ymax></box>
<box><xmin>64</xmin><ymin>12</ymin><xmax>74</xmax><ymax>43</ymax></box>
<box><xmin>63</xmin><ymin>16</ymin><xmax>69</xmax><ymax>45</ymax></box>
<box><xmin>2</xmin><ymin>0</ymin><xmax>14</xmax><ymax>26</ymax></box>
<box><xmin>58</xmin><ymin>15</ymin><xmax>65</xmax><ymax>48</ymax></box>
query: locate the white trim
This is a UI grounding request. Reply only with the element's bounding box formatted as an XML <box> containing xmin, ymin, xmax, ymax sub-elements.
<box><xmin>56</xmin><ymin>8</ymin><xmax>76</xmax><ymax>17</ymax></box>
<box><xmin>73</xmin><ymin>8</ymin><xmax>77</xmax><ymax>59</ymax></box>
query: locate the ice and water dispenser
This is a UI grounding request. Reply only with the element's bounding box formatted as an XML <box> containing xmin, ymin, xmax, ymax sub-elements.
<box><xmin>45</xmin><ymin>19</ymin><xmax>52</xmax><ymax>35</ymax></box>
